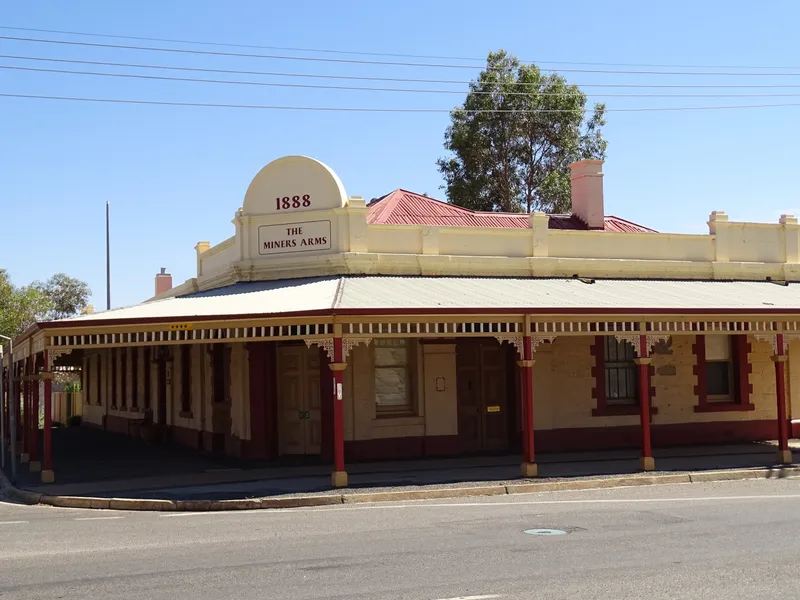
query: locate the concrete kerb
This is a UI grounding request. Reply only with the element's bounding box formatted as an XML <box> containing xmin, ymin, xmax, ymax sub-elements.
<box><xmin>2</xmin><ymin>466</ymin><xmax>798</xmax><ymax>512</ymax></box>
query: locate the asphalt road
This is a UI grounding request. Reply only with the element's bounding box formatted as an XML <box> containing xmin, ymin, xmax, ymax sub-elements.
<box><xmin>1</xmin><ymin>479</ymin><xmax>799</xmax><ymax>600</ymax></box>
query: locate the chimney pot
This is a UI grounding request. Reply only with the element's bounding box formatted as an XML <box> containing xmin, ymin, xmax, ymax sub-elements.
<box><xmin>568</xmin><ymin>159</ymin><xmax>605</xmax><ymax>230</ymax></box>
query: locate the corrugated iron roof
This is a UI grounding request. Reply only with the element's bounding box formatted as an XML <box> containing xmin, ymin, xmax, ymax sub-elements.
<box><xmin>367</xmin><ymin>189</ymin><xmax>656</xmax><ymax>233</ymax></box>
<box><xmin>50</xmin><ymin>277</ymin><xmax>800</xmax><ymax>326</ymax></box>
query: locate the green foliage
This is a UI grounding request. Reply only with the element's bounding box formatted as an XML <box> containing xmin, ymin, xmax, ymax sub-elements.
<box><xmin>64</xmin><ymin>380</ymin><xmax>82</xmax><ymax>394</ymax></box>
<box><xmin>0</xmin><ymin>269</ymin><xmax>91</xmax><ymax>337</ymax></box>
<box><xmin>438</xmin><ymin>50</ymin><xmax>608</xmax><ymax>214</ymax></box>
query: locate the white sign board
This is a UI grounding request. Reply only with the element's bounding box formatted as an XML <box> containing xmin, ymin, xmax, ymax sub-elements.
<box><xmin>258</xmin><ymin>220</ymin><xmax>332</xmax><ymax>256</ymax></box>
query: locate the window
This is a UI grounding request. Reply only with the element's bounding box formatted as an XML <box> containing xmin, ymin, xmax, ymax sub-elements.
<box><xmin>604</xmin><ymin>337</ymin><xmax>638</xmax><ymax>405</ymax></box>
<box><xmin>694</xmin><ymin>334</ymin><xmax>754</xmax><ymax>412</ymax></box>
<box><xmin>705</xmin><ymin>335</ymin><xmax>733</xmax><ymax>400</ymax></box>
<box><xmin>374</xmin><ymin>339</ymin><xmax>415</xmax><ymax>416</ymax></box>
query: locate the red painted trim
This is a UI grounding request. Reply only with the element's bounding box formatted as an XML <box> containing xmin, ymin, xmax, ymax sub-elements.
<box><xmin>345</xmin><ymin>435</ymin><xmax>461</xmax><ymax>461</ymax></box>
<box><xmin>694</xmin><ymin>402</ymin><xmax>756</xmax><ymax>413</ymax></box>
<box><xmin>694</xmin><ymin>334</ymin><xmax>754</xmax><ymax>413</ymax></box>
<box><xmin>733</xmin><ymin>335</ymin><xmax>753</xmax><ymax>405</ymax></box>
<box><xmin>590</xmin><ymin>336</ymin><xmax>607</xmax><ymax>415</ymax></box>
<box><xmin>692</xmin><ymin>334</ymin><xmax>707</xmax><ymax>406</ymax></box>
<box><xmin>775</xmin><ymin>334</ymin><xmax>790</xmax><ymax>451</ymax></box>
<box><xmin>537</xmin><ymin>419</ymin><xmax>778</xmax><ymax>453</ymax></box>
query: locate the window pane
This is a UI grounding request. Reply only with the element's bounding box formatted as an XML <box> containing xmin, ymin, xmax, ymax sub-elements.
<box><xmin>375</xmin><ymin>367</ymin><xmax>408</xmax><ymax>408</ymax></box>
<box><xmin>706</xmin><ymin>361</ymin><xmax>731</xmax><ymax>397</ymax></box>
<box><xmin>374</xmin><ymin>339</ymin><xmax>411</xmax><ymax>413</ymax></box>
<box><xmin>374</xmin><ymin>339</ymin><xmax>407</xmax><ymax>367</ymax></box>
<box><xmin>604</xmin><ymin>338</ymin><xmax>638</xmax><ymax>405</ymax></box>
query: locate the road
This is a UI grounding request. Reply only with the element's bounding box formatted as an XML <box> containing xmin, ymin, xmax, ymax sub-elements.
<box><xmin>1</xmin><ymin>479</ymin><xmax>799</xmax><ymax>599</ymax></box>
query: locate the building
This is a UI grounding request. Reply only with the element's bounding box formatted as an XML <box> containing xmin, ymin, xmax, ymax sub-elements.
<box><xmin>3</xmin><ymin>155</ymin><xmax>800</xmax><ymax>486</ymax></box>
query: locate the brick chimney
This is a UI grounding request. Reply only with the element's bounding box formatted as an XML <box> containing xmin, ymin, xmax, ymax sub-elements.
<box><xmin>155</xmin><ymin>267</ymin><xmax>172</xmax><ymax>296</ymax></box>
<box><xmin>569</xmin><ymin>159</ymin><xmax>605</xmax><ymax>230</ymax></box>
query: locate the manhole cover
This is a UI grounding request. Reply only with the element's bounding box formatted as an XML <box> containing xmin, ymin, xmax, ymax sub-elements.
<box><xmin>523</xmin><ymin>528</ymin><xmax>568</xmax><ymax>536</ymax></box>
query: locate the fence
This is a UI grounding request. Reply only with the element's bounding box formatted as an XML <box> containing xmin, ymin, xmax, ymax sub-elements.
<box><xmin>52</xmin><ymin>392</ymin><xmax>83</xmax><ymax>423</ymax></box>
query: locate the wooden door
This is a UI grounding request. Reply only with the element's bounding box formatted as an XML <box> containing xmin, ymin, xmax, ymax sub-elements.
<box><xmin>457</xmin><ymin>343</ymin><xmax>482</xmax><ymax>453</ymax></box>
<box><xmin>277</xmin><ymin>345</ymin><xmax>322</xmax><ymax>456</ymax></box>
<box><xmin>457</xmin><ymin>340</ymin><xmax>511</xmax><ymax>453</ymax></box>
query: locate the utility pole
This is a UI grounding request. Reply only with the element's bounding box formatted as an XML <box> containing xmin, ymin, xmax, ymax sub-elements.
<box><xmin>0</xmin><ymin>335</ymin><xmax>16</xmax><ymax>483</ymax></box>
<box><xmin>106</xmin><ymin>201</ymin><xmax>111</xmax><ymax>310</ymax></box>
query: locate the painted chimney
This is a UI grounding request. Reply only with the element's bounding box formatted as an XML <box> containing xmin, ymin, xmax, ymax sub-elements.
<box><xmin>155</xmin><ymin>267</ymin><xmax>172</xmax><ymax>296</ymax></box>
<box><xmin>569</xmin><ymin>159</ymin><xmax>605</xmax><ymax>230</ymax></box>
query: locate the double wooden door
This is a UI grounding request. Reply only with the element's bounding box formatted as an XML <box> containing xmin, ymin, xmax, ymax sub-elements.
<box><xmin>277</xmin><ymin>344</ymin><xmax>322</xmax><ymax>456</ymax></box>
<box><xmin>457</xmin><ymin>340</ymin><xmax>512</xmax><ymax>453</ymax></box>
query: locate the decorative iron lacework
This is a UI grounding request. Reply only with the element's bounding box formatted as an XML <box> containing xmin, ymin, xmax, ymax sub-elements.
<box><xmin>752</xmin><ymin>333</ymin><xmax>800</xmax><ymax>355</ymax></box>
<box><xmin>613</xmin><ymin>334</ymin><xmax>671</xmax><ymax>356</ymax></box>
<box><xmin>41</xmin><ymin>318</ymin><xmax>800</xmax><ymax>355</ymax></box>
<box><xmin>50</xmin><ymin>323</ymin><xmax>333</xmax><ymax>349</ymax></box>
<box><xmin>344</xmin><ymin>321</ymin><xmax>522</xmax><ymax>336</ymax></box>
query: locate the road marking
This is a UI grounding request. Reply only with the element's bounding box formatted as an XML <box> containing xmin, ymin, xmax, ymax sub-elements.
<box><xmin>0</xmin><ymin>521</ymin><xmax>28</xmax><ymax>525</ymax></box>
<box><xmin>433</xmin><ymin>595</ymin><xmax>502</xmax><ymax>600</ymax></box>
<box><xmin>74</xmin><ymin>516</ymin><xmax>126</xmax><ymax>521</ymax></box>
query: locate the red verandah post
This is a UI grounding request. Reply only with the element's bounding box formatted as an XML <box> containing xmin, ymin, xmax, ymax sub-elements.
<box><xmin>329</xmin><ymin>331</ymin><xmax>348</xmax><ymax>487</ymax></box>
<box><xmin>519</xmin><ymin>335</ymin><xmax>537</xmax><ymax>477</ymax></box>
<box><xmin>635</xmin><ymin>335</ymin><xmax>654</xmax><ymax>471</ymax></box>
<box><xmin>773</xmin><ymin>334</ymin><xmax>792</xmax><ymax>464</ymax></box>
<box><xmin>41</xmin><ymin>349</ymin><xmax>54</xmax><ymax>483</ymax></box>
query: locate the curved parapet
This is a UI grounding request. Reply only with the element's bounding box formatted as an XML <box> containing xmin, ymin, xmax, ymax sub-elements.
<box><xmin>242</xmin><ymin>155</ymin><xmax>348</xmax><ymax>216</ymax></box>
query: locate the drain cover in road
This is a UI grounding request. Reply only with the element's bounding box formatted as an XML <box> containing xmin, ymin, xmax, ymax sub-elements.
<box><xmin>523</xmin><ymin>528</ymin><xmax>567</xmax><ymax>536</ymax></box>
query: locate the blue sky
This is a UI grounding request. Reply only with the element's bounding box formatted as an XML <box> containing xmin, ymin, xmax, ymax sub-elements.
<box><xmin>2</xmin><ymin>0</ymin><xmax>800</xmax><ymax>309</ymax></box>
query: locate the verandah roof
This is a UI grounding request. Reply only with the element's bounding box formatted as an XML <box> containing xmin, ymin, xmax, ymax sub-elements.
<box><xmin>41</xmin><ymin>276</ymin><xmax>800</xmax><ymax>328</ymax></box>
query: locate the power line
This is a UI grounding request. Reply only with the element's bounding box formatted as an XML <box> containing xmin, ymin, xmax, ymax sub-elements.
<box><xmin>8</xmin><ymin>64</ymin><xmax>800</xmax><ymax>99</ymax></box>
<box><xmin>2</xmin><ymin>93</ymin><xmax>800</xmax><ymax>112</ymax></box>
<box><xmin>7</xmin><ymin>54</ymin><xmax>800</xmax><ymax>90</ymax></box>
<box><xmin>0</xmin><ymin>24</ymin><xmax>797</xmax><ymax>71</ymax></box>
<box><xmin>5</xmin><ymin>35</ymin><xmax>800</xmax><ymax>77</ymax></box>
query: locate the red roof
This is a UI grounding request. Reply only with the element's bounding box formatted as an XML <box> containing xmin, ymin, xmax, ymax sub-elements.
<box><xmin>366</xmin><ymin>189</ymin><xmax>655</xmax><ymax>233</ymax></box>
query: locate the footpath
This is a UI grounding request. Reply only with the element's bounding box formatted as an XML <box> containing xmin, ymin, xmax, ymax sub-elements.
<box><xmin>2</xmin><ymin>437</ymin><xmax>798</xmax><ymax>512</ymax></box>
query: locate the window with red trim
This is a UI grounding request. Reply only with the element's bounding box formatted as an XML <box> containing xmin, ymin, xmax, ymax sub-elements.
<box><xmin>694</xmin><ymin>334</ymin><xmax>754</xmax><ymax>412</ymax></box>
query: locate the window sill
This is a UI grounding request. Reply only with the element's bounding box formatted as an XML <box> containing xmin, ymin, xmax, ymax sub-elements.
<box><xmin>373</xmin><ymin>414</ymin><xmax>423</xmax><ymax>426</ymax></box>
<box><xmin>592</xmin><ymin>405</ymin><xmax>659</xmax><ymax>417</ymax></box>
<box><xmin>179</xmin><ymin>410</ymin><xmax>194</xmax><ymax>419</ymax></box>
<box><xmin>694</xmin><ymin>402</ymin><xmax>755</xmax><ymax>413</ymax></box>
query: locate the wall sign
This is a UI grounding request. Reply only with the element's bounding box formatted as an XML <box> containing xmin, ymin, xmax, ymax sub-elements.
<box><xmin>258</xmin><ymin>220</ymin><xmax>332</xmax><ymax>255</ymax></box>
